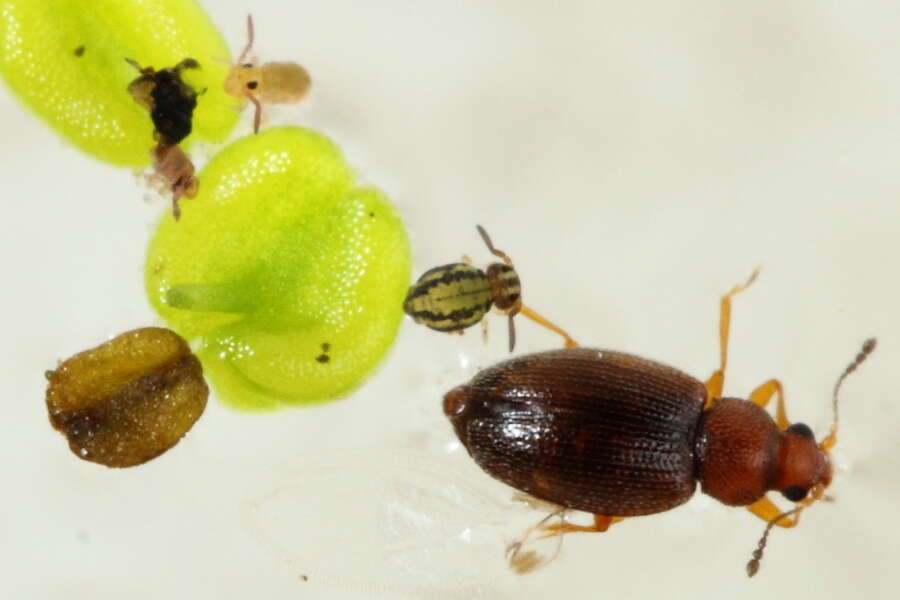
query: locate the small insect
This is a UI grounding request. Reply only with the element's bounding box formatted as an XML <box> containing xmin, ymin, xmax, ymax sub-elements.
<box><xmin>151</xmin><ymin>139</ymin><xmax>198</xmax><ymax>220</ymax></box>
<box><xmin>224</xmin><ymin>14</ymin><xmax>312</xmax><ymax>134</ymax></box>
<box><xmin>126</xmin><ymin>57</ymin><xmax>201</xmax><ymax>144</ymax></box>
<box><xmin>73</xmin><ymin>45</ymin><xmax>85</xmax><ymax>57</ymax></box>
<box><xmin>403</xmin><ymin>225</ymin><xmax>577</xmax><ymax>352</ymax></box>
<box><xmin>443</xmin><ymin>271</ymin><xmax>876</xmax><ymax>576</ymax></box>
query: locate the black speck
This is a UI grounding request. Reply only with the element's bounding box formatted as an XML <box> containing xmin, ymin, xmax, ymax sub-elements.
<box><xmin>368</xmin><ymin>212</ymin><xmax>375</xmax><ymax>217</ymax></box>
<box><xmin>315</xmin><ymin>354</ymin><xmax>330</xmax><ymax>363</ymax></box>
<box><xmin>321</xmin><ymin>342</ymin><xmax>330</xmax><ymax>352</ymax></box>
<box><xmin>247</xmin><ymin>80</ymin><xmax>258</xmax><ymax>90</ymax></box>
<box><xmin>74</xmin><ymin>45</ymin><xmax>85</xmax><ymax>57</ymax></box>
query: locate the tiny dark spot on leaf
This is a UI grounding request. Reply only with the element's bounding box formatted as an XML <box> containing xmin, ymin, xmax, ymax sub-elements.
<box><xmin>74</xmin><ymin>45</ymin><xmax>85</xmax><ymax>57</ymax></box>
<box><xmin>369</xmin><ymin>212</ymin><xmax>375</xmax><ymax>217</ymax></box>
<box><xmin>316</xmin><ymin>344</ymin><xmax>331</xmax><ymax>363</ymax></box>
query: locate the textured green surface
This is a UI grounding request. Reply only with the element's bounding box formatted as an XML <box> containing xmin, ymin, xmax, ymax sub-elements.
<box><xmin>0</xmin><ymin>0</ymin><xmax>239</xmax><ymax>166</ymax></box>
<box><xmin>146</xmin><ymin>127</ymin><xmax>411</xmax><ymax>410</ymax></box>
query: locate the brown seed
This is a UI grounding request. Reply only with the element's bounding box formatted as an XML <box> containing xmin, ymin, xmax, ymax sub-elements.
<box><xmin>45</xmin><ymin>327</ymin><xmax>208</xmax><ymax>468</ymax></box>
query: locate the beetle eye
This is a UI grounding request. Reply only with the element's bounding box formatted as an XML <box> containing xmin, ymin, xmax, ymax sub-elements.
<box><xmin>782</xmin><ymin>485</ymin><xmax>809</xmax><ymax>502</ymax></box>
<box><xmin>786</xmin><ymin>423</ymin><xmax>814</xmax><ymax>438</ymax></box>
<box><xmin>242</xmin><ymin>63</ymin><xmax>253</xmax><ymax>68</ymax></box>
<box><xmin>247</xmin><ymin>81</ymin><xmax>258</xmax><ymax>90</ymax></box>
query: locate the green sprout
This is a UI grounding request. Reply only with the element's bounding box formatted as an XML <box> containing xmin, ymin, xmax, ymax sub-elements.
<box><xmin>0</xmin><ymin>0</ymin><xmax>239</xmax><ymax>165</ymax></box>
<box><xmin>145</xmin><ymin>127</ymin><xmax>411</xmax><ymax>409</ymax></box>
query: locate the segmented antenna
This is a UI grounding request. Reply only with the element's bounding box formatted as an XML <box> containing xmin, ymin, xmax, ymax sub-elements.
<box><xmin>124</xmin><ymin>57</ymin><xmax>144</xmax><ymax>72</ymax></box>
<box><xmin>746</xmin><ymin>506</ymin><xmax>804</xmax><ymax>577</ymax></box>
<box><xmin>820</xmin><ymin>337</ymin><xmax>877</xmax><ymax>451</ymax></box>
<box><xmin>476</xmin><ymin>224</ymin><xmax>513</xmax><ymax>265</ymax></box>
<box><xmin>748</xmin><ymin>338</ymin><xmax>877</xmax><ymax>577</ymax></box>
<box><xmin>238</xmin><ymin>14</ymin><xmax>255</xmax><ymax>64</ymax></box>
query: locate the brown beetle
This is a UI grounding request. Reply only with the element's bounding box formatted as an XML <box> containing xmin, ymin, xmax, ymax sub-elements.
<box><xmin>444</xmin><ymin>272</ymin><xmax>876</xmax><ymax>576</ymax></box>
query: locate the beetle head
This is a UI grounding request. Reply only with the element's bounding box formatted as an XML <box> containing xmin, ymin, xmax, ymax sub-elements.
<box><xmin>774</xmin><ymin>338</ymin><xmax>876</xmax><ymax>506</ymax></box>
<box><xmin>747</xmin><ymin>337</ymin><xmax>876</xmax><ymax>577</ymax></box>
<box><xmin>772</xmin><ymin>422</ymin><xmax>831</xmax><ymax>503</ymax></box>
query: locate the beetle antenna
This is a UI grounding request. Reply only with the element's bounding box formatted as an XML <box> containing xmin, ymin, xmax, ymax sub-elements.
<box><xmin>746</xmin><ymin>506</ymin><xmax>804</xmax><ymax>577</ymax></box>
<box><xmin>238</xmin><ymin>14</ymin><xmax>255</xmax><ymax>64</ymax></box>
<box><xmin>476</xmin><ymin>225</ymin><xmax>514</xmax><ymax>265</ymax></box>
<box><xmin>820</xmin><ymin>338</ymin><xmax>876</xmax><ymax>451</ymax></box>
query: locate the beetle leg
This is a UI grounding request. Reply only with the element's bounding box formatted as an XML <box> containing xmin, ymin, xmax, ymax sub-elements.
<box><xmin>746</xmin><ymin>496</ymin><xmax>801</xmax><ymax>528</ymax></box>
<box><xmin>748</xmin><ymin>379</ymin><xmax>789</xmax><ymax>430</ymax></box>
<box><xmin>536</xmin><ymin>514</ymin><xmax>623</xmax><ymax>538</ymax></box>
<box><xmin>481</xmin><ymin>317</ymin><xmax>489</xmax><ymax>345</ymax></box>
<box><xmin>247</xmin><ymin>93</ymin><xmax>263</xmax><ymax>133</ymax></box>
<box><xmin>518</xmin><ymin>305</ymin><xmax>578</xmax><ymax>349</ymax></box>
<box><xmin>704</xmin><ymin>269</ymin><xmax>760</xmax><ymax>406</ymax></box>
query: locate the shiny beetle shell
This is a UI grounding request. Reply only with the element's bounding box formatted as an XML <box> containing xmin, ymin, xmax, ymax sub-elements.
<box><xmin>445</xmin><ymin>348</ymin><xmax>707</xmax><ymax>515</ymax></box>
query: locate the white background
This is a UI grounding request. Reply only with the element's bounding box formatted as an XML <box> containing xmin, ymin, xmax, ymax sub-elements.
<box><xmin>1</xmin><ymin>1</ymin><xmax>898</xmax><ymax>598</ymax></box>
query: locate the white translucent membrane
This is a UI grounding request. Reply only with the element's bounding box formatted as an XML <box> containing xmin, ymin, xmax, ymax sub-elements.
<box><xmin>245</xmin><ymin>441</ymin><xmax>569</xmax><ymax>598</ymax></box>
